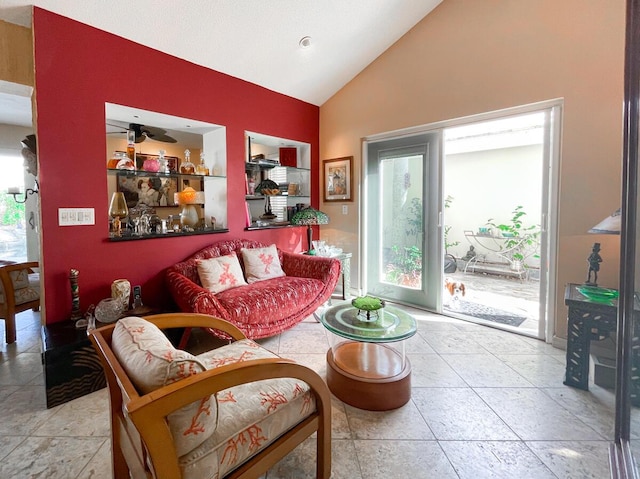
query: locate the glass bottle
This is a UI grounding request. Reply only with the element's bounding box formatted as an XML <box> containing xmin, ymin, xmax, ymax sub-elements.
<box><xmin>126</xmin><ymin>129</ymin><xmax>136</xmax><ymax>169</ymax></box>
<box><xmin>158</xmin><ymin>149</ymin><xmax>169</xmax><ymax>174</ymax></box>
<box><xmin>196</xmin><ymin>152</ymin><xmax>208</xmax><ymax>175</ymax></box>
<box><xmin>180</xmin><ymin>149</ymin><xmax>195</xmax><ymax>174</ymax></box>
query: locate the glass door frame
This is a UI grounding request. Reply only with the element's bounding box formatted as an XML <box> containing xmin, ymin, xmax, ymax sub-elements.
<box><xmin>611</xmin><ymin>0</ymin><xmax>640</xmax><ymax>477</ymax></box>
<box><xmin>362</xmin><ymin>100</ymin><xmax>561</xmax><ymax>342</ymax></box>
<box><xmin>362</xmin><ymin>132</ymin><xmax>442</xmax><ymax>310</ymax></box>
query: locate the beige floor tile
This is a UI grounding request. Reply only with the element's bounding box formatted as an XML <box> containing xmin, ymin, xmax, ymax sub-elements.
<box><xmin>441</xmin><ymin>353</ymin><xmax>534</xmax><ymax>387</ymax></box>
<box><xmin>408</xmin><ymin>353</ymin><xmax>468</xmax><ymax>388</ymax></box>
<box><xmin>526</xmin><ymin>440</ymin><xmax>611</xmax><ymax>479</ymax></box>
<box><xmin>476</xmin><ymin>387</ymin><xmax>605</xmax><ymax>441</ymax></box>
<box><xmin>412</xmin><ymin>387</ymin><xmax>518</xmax><ymax>440</ymax></box>
<box><xmin>33</xmin><ymin>388</ymin><xmax>110</xmax><ymax>437</ymax></box>
<box><xmin>0</xmin><ymin>352</ymin><xmax>43</xmax><ymax>385</ymax></box>
<box><xmin>354</xmin><ymin>440</ymin><xmax>457</xmax><ymax>479</ymax></box>
<box><xmin>76</xmin><ymin>438</ymin><xmax>112</xmax><ymax>479</ymax></box>
<box><xmin>0</xmin><ymin>436</ymin><xmax>105</xmax><ymax>479</ymax></box>
<box><xmin>440</xmin><ymin>440</ymin><xmax>557</xmax><ymax>479</ymax></box>
<box><xmin>0</xmin><ymin>386</ymin><xmax>58</xmax><ymax>435</ymax></box>
<box><xmin>344</xmin><ymin>401</ymin><xmax>434</xmax><ymax>440</ymax></box>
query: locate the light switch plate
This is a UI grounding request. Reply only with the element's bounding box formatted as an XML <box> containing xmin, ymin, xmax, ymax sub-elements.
<box><xmin>342</xmin><ymin>205</ymin><xmax>348</xmax><ymax>215</ymax></box>
<box><xmin>58</xmin><ymin>208</ymin><xmax>95</xmax><ymax>226</ymax></box>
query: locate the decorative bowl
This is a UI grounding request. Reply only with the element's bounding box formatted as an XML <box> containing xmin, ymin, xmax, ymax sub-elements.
<box><xmin>351</xmin><ymin>296</ymin><xmax>385</xmax><ymax>311</ymax></box>
<box><xmin>577</xmin><ymin>286</ymin><xmax>619</xmax><ymax>303</ymax></box>
<box><xmin>95</xmin><ymin>297</ymin><xmax>123</xmax><ymax>323</ymax></box>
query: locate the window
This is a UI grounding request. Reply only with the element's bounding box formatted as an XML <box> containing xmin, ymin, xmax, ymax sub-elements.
<box><xmin>0</xmin><ymin>153</ymin><xmax>27</xmax><ymax>262</ymax></box>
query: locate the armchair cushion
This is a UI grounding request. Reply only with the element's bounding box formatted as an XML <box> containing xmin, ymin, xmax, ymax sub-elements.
<box><xmin>112</xmin><ymin>317</ymin><xmax>217</xmax><ymax>456</ymax></box>
<box><xmin>241</xmin><ymin>244</ymin><xmax>285</xmax><ymax>283</ymax></box>
<box><xmin>196</xmin><ymin>252</ymin><xmax>247</xmax><ymax>294</ymax></box>
<box><xmin>0</xmin><ymin>268</ymin><xmax>39</xmax><ymax>305</ymax></box>
<box><xmin>179</xmin><ymin>340</ymin><xmax>316</xmax><ymax>479</ymax></box>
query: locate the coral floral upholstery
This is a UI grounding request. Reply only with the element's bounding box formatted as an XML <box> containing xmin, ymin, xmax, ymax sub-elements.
<box><xmin>181</xmin><ymin>340</ymin><xmax>316</xmax><ymax>479</ymax></box>
<box><xmin>0</xmin><ymin>261</ymin><xmax>40</xmax><ymax>343</ymax></box>
<box><xmin>89</xmin><ymin>313</ymin><xmax>332</xmax><ymax>479</ymax></box>
<box><xmin>166</xmin><ymin>239</ymin><xmax>341</xmax><ymax>339</ymax></box>
<box><xmin>111</xmin><ymin>317</ymin><xmax>217</xmax><ymax>457</ymax></box>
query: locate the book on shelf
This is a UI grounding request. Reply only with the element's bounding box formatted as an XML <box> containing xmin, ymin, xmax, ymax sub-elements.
<box><xmin>245</xmin><ymin>202</ymin><xmax>252</xmax><ymax>228</ymax></box>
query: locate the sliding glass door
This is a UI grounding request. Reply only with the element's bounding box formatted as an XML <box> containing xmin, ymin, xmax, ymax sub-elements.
<box><xmin>364</xmin><ymin>132</ymin><xmax>441</xmax><ymax>310</ymax></box>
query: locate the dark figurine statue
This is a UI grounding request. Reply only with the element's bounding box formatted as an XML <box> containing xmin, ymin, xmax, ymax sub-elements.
<box><xmin>586</xmin><ymin>242</ymin><xmax>603</xmax><ymax>286</ymax></box>
<box><xmin>462</xmin><ymin>245</ymin><xmax>477</xmax><ymax>261</ymax></box>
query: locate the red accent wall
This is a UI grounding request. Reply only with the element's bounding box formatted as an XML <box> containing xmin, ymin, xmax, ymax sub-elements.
<box><xmin>32</xmin><ymin>8</ymin><xmax>320</xmax><ymax>324</ymax></box>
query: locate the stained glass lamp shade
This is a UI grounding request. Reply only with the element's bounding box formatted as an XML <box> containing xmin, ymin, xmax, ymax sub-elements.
<box><xmin>291</xmin><ymin>207</ymin><xmax>329</xmax><ymax>253</ymax></box>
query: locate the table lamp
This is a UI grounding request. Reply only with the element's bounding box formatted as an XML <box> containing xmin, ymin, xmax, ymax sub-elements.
<box><xmin>109</xmin><ymin>192</ymin><xmax>128</xmax><ymax>237</ymax></box>
<box><xmin>174</xmin><ymin>186</ymin><xmax>205</xmax><ymax>227</ymax></box>
<box><xmin>291</xmin><ymin>206</ymin><xmax>329</xmax><ymax>254</ymax></box>
<box><xmin>586</xmin><ymin>208</ymin><xmax>621</xmax><ymax>286</ymax></box>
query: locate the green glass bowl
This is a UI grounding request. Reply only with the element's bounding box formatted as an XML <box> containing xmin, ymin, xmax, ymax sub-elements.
<box><xmin>351</xmin><ymin>296</ymin><xmax>385</xmax><ymax>311</ymax></box>
<box><xmin>577</xmin><ymin>286</ymin><xmax>619</xmax><ymax>302</ymax></box>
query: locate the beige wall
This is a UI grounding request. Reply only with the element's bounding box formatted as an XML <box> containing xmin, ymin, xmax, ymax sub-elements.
<box><xmin>0</xmin><ymin>19</ymin><xmax>33</xmax><ymax>86</ymax></box>
<box><xmin>319</xmin><ymin>0</ymin><xmax>625</xmax><ymax>341</ymax></box>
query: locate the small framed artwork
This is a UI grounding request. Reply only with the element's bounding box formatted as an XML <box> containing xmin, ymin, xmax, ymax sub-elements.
<box><xmin>323</xmin><ymin>156</ymin><xmax>353</xmax><ymax>202</ymax></box>
<box><xmin>116</xmin><ymin>173</ymin><xmax>179</xmax><ymax>208</ymax></box>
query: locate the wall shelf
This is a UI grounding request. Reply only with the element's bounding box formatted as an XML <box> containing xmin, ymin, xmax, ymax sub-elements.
<box><xmin>108</xmin><ymin>228</ymin><xmax>229</xmax><ymax>241</ymax></box>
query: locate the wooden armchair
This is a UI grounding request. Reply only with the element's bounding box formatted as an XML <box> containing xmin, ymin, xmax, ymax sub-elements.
<box><xmin>89</xmin><ymin>313</ymin><xmax>331</xmax><ymax>479</ymax></box>
<box><xmin>0</xmin><ymin>261</ymin><xmax>40</xmax><ymax>343</ymax></box>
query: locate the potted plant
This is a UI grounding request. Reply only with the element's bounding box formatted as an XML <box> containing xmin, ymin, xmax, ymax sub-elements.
<box><xmin>444</xmin><ymin>195</ymin><xmax>460</xmax><ymax>273</ymax></box>
<box><xmin>486</xmin><ymin>206</ymin><xmax>540</xmax><ymax>271</ymax></box>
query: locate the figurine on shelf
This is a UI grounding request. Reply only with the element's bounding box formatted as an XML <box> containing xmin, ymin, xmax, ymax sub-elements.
<box><xmin>586</xmin><ymin>242</ymin><xmax>603</xmax><ymax>286</ymax></box>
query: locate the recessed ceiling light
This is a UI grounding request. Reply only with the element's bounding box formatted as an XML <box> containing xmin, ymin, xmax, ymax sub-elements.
<box><xmin>299</xmin><ymin>36</ymin><xmax>312</xmax><ymax>49</ymax></box>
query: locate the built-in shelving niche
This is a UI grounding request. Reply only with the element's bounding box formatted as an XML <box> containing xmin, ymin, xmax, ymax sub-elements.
<box><xmin>105</xmin><ymin>103</ymin><xmax>227</xmax><ymax>240</ymax></box>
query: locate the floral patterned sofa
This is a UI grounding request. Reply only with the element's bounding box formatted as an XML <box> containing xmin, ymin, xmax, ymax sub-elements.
<box><xmin>165</xmin><ymin>239</ymin><xmax>341</xmax><ymax>343</ymax></box>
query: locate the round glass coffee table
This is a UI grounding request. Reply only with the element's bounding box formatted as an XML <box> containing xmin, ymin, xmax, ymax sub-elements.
<box><xmin>319</xmin><ymin>302</ymin><xmax>417</xmax><ymax>410</ymax></box>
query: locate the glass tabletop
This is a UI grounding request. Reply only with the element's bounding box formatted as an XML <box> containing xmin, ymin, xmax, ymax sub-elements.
<box><xmin>320</xmin><ymin>303</ymin><xmax>417</xmax><ymax>342</ymax></box>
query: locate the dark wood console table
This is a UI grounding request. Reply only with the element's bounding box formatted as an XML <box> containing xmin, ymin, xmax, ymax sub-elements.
<box><xmin>564</xmin><ymin>283</ymin><xmax>640</xmax><ymax>406</ymax></box>
<box><xmin>41</xmin><ymin>321</ymin><xmax>106</xmax><ymax>408</ymax></box>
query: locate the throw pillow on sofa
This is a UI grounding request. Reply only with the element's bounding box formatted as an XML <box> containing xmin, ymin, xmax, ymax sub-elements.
<box><xmin>241</xmin><ymin>244</ymin><xmax>285</xmax><ymax>283</ymax></box>
<box><xmin>111</xmin><ymin>316</ymin><xmax>218</xmax><ymax>456</ymax></box>
<box><xmin>197</xmin><ymin>252</ymin><xmax>248</xmax><ymax>294</ymax></box>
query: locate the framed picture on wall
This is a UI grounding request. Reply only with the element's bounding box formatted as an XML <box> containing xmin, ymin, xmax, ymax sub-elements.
<box><xmin>116</xmin><ymin>173</ymin><xmax>179</xmax><ymax>208</ymax></box>
<box><xmin>323</xmin><ymin>156</ymin><xmax>353</xmax><ymax>202</ymax></box>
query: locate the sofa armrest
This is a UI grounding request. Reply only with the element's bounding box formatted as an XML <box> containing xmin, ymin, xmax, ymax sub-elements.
<box><xmin>165</xmin><ymin>271</ymin><xmax>230</xmax><ymax>321</ymax></box>
<box><xmin>281</xmin><ymin>252</ymin><xmax>341</xmax><ymax>283</ymax></box>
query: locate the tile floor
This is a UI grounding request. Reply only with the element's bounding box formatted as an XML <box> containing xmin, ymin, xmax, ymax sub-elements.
<box><xmin>0</xmin><ymin>305</ymin><xmax>620</xmax><ymax>478</ymax></box>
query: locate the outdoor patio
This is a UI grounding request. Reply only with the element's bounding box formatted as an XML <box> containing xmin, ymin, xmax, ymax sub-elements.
<box><xmin>443</xmin><ymin>268</ymin><xmax>540</xmax><ymax>334</ymax></box>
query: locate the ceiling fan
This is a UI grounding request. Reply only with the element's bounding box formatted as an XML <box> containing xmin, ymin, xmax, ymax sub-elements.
<box><xmin>107</xmin><ymin>123</ymin><xmax>178</xmax><ymax>143</ymax></box>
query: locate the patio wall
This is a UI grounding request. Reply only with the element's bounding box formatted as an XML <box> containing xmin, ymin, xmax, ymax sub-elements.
<box><xmin>445</xmin><ymin>144</ymin><xmax>543</xmax><ymax>268</ymax></box>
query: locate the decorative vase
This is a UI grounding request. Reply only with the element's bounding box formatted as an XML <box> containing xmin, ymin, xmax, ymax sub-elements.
<box><xmin>111</xmin><ymin>279</ymin><xmax>131</xmax><ymax>312</ymax></box>
<box><xmin>95</xmin><ymin>298</ymin><xmax>123</xmax><ymax>324</ymax></box>
<box><xmin>69</xmin><ymin>268</ymin><xmax>83</xmax><ymax>321</ymax></box>
<box><xmin>142</xmin><ymin>158</ymin><xmax>160</xmax><ymax>172</ymax></box>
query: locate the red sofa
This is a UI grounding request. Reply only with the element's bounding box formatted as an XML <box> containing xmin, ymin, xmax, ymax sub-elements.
<box><xmin>166</xmin><ymin>238</ymin><xmax>341</xmax><ymax>342</ymax></box>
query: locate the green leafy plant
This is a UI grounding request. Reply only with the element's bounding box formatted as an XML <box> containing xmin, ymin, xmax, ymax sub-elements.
<box><xmin>385</xmin><ymin>244</ymin><xmax>422</xmax><ymax>287</ymax></box>
<box><xmin>0</xmin><ymin>193</ymin><xmax>25</xmax><ymax>226</ymax></box>
<box><xmin>384</xmin><ymin>197</ymin><xmax>424</xmax><ymax>287</ymax></box>
<box><xmin>486</xmin><ymin>205</ymin><xmax>540</xmax><ymax>264</ymax></box>
<box><xmin>444</xmin><ymin>195</ymin><xmax>460</xmax><ymax>254</ymax></box>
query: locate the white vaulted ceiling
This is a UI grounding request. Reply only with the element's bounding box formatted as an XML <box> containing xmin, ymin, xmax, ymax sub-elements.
<box><xmin>0</xmin><ymin>0</ymin><xmax>442</xmax><ymax>107</ymax></box>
